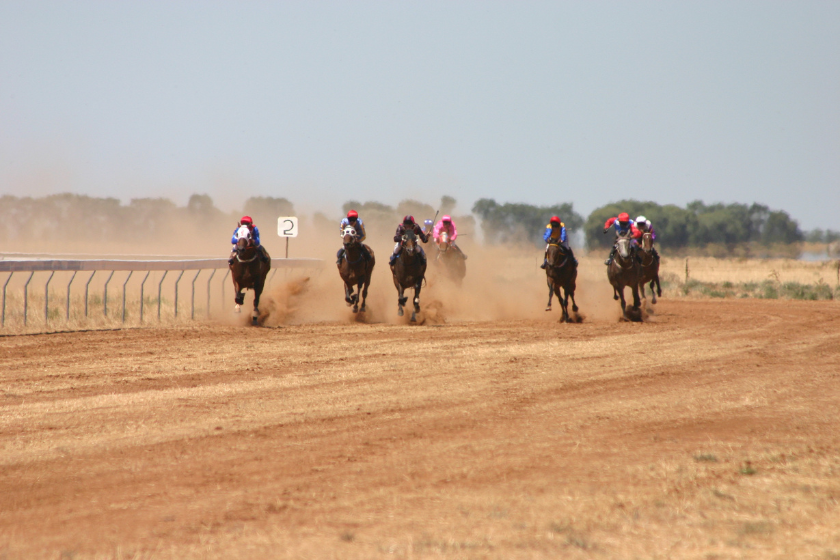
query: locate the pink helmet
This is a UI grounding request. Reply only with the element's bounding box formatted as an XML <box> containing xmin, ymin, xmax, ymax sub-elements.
<box><xmin>442</xmin><ymin>215</ymin><xmax>451</xmax><ymax>223</ymax></box>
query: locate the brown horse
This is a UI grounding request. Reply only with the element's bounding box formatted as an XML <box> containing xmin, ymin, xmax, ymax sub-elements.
<box><xmin>390</xmin><ymin>229</ymin><xmax>426</xmax><ymax>322</ymax></box>
<box><xmin>638</xmin><ymin>232</ymin><xmax>661</xmax><ymax>305</ymax></box>
<box><xmin>337</xmin><ymin>225</ymin><xmax>375</xmax><ymax>314</ymax></box>
<box><xmin>434</xmin><ymin>230</ymin><xmax>466</xmax><ymax>285</ymax></box>
<box><xmin>544</xmin><ymin>243</ymin><xmax>579</xmax><ymax>322</ymax></box>
<box><xmin>229</xmin><ymin>226</ymin><xmax>271</xmax><ymax>325</ymax></box>
<box><xmin>607</xmin><ymin>232</ymin><xmax>642</xmax><ymax>319</ymax></box>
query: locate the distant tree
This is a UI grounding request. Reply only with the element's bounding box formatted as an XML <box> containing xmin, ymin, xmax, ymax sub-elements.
<box><xmin>440</xmin><ymin>196</ymin><xmax>457</xmax><ymax>215</ymax></box>
<box><xmin>186</xmin><ymin>194</ymin><xmax>221</xmax><ymax>219</ymax></box>
<box><xmin>396</xmin><ymin>199</ymin><xmax>435</xmax><ymax>221</ymax></box>
<box><xmin>472</xmin><ymin>198</ymin><xmax>583</xmax><ymax>246</ymax></box>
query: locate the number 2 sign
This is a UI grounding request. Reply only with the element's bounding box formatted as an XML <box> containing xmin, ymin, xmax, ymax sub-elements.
<box><xmin>277</xmin><ymin>217</ymin><xmax>298</xmax><ymax>238</ymax></box>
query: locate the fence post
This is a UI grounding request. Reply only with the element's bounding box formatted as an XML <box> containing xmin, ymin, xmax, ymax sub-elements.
<box><xmin>122</xmin><ymin>271</ymin><xmax>133</xmax><ymax>323</ymax></box>
<box><xmin>66</xmin><ymin>271</ymin><xmax>77</xmax><ymax>321</ymax></box>
<box><xmin>139</xmin><ymin>271</ymin><xmax>150</xmax><ymax>323</ymax></box>
<box><xmin>173</xmin><ymin>270</ymin><xmax>185</xmax><ymax>318</ymax></box>
<box><xmin>23</xmin><ymin>271</ymin><xmax>35</xmax><ymax>326</ymax></box>
<box><xmin>2</xmin><ymin>272</ymin><xmax>12</xmax><ymax>327</ymax></box>
<box><xmin>191</xmin><ymin>270</ymin><xmax>201</xmax><ymax>320</ymax></box>
<box><xmin>103</xmin><ymin>271</ymin><xmax>115</xmax><ymax>317</ymax></box>
<box><xmin>157</xmin><ymin>270</ymin><xmax>168</xmax><ymax>322</ymax></box>
<box><xmin>85</xmin><ymin>271</ymin><xmax>96</xmax><ymax>317</ymax></box>
<box><xmin>44</xmin><ymin>271</ymin><xmax>55</xmax><ymax>324</ymax></box>
<box><xmin>222</xmin><ymin>269</ymin><xmax>230</xmax><ymax>309</ymax></box>
<box><xmin>206</xmin><ymin>269</ymin><xmax>216</xmax><ymax>318</ymax></box>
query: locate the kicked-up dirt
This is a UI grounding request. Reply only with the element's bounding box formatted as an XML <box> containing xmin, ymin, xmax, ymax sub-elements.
<box><xmin>1</xmin><ymin>298</ymin><xmax>839</xmax><ymax>559</ymax></box>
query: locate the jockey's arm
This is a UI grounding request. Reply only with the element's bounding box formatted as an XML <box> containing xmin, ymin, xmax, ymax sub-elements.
<box><xmin>542</xmin><ymin>226</ymin><xmax>552</xmax><ymax>243</ymax></box>
<box><xmin>393</xmin><ymin>225</ymin><xmax>403</xmax><ymax>243</ymax></box>
<box><xmin>252</xmin><ymin>226</ymin><xmax>261</xmax><ymax>246</ymax></box>
<box><xmin>560</xmin><ymin>227</ymin><xmax>567</xmax><ymax>244</ymax></box>
<box><xmin>604</xmin><ymin>217</ymin><xmax>617</xmax><ymax>230</ymax></box>
<box><xmin>450</xmin><ymin>223</ymin><xmax>458</xmax><ymax>241</ymax></box>
<box><xmin>357</xmin><ymin>222</ymin><xmax>366</xmax><ymax>242</ymax></box>
<box><xmin>630</xmin><ymin>224</ymin><xmax>642</xmax><ymax>239</ymax></box>
<box><xmin>231</xmin><ymin>230</ymin><xmax>238</xmax><ymax>245</ymax></box>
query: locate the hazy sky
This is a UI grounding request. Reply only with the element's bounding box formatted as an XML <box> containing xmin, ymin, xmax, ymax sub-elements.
<box><xmin>1</xmin><ymin>1</ymin><xmax>838</xmax><ymax>228</ymax></box>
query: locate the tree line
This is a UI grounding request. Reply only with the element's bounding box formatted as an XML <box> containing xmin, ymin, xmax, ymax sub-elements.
<box><xmin>0</xmin><ymin>192</ymin><xmax>834</xmax><ymax>253</ymax></box>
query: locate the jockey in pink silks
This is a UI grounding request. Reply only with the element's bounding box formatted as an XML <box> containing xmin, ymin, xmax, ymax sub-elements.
<box><xmin>432</xmin><ymin>215</ymin><xmax>467</xmax><ymax>259</ymax></box>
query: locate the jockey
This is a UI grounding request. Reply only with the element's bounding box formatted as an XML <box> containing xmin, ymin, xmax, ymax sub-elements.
<box><xmin>336</xmin><ymin>209</ymin><xmax>371</xmax><ymax>264</ymax></box>
<box><xmin>540</xmin><ymin>216</ymin><xmax>577</xmax><ymax>269</ymax></box>
<box><xmin>635</xmin><ymin>215</ymin><xmax>660</xmax><ymax>262</ymax></box>
<box><xmin>390</xmin><ymin>215</ymin><xmax>429</xmax><ymax>266</ymax></box>
<box><xmin>603</xmin><ymin>212</ymin><xmax>641</xmax><ymax>265</ymax></box>
<box><xmin>432</xmin><ymin>215</ymin><xmax>467</xmax><ymax>259</ymax></box>
<box><xmin>229</xmin><ymin>216</ymin><xmax>269</xmax><ymax>265</ymax></box>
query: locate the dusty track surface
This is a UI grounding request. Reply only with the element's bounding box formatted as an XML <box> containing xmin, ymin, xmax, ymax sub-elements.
<box><xmin>1</xmin><ymin>299</ymin><xmax>839</xmax><ymax>559</ymax></box>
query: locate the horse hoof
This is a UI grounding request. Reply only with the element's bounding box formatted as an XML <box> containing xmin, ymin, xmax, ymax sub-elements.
<box><xmin>545</xmin><ymin>307</ymin><xmax>551</xmax><ymax>312</ymax></box>
<box><xmin>352</xmin><ymin>306</ymin><xmax>358</xmax><ymax>314</ymax></box>
<box><xmin>613</xmin><ymin>295</ymin><xmax>619</xmax><ymax>301</ymax></box>
<box><xmin>572</xmin><ymin>306</ymin><xmax>579</xmax><ymax>312</ymax></box>
<box><xmin>251</xmin><ymin>316</ymin><xmax>259</xmax><ymax>326</ymax></box>
<box><xmin>234</xmin><ymin>305</ymin><xmax>241</xmax><ymax>313</ymax></box>
<box><xmin>410</xmin><ymin>312</ymin><xmax>417</xmax><ymax>323</ymax></box>
<box><xmin>398</xmin><ymin>307</ymin><xmax>404</xmax><ymax>317</ymax></box>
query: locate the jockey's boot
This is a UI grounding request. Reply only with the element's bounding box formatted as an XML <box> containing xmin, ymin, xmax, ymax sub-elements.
<box><xmin>389</xmin><ymin>252</ymin><xmax>399</xmax><ymax>266</ymax></box>
<box><xmin>604</xmin><ymin>246</ymin><xmax>617</xmax><ymax>266</ymax></box>
<box><xmin>540</xmin><ymin>259</ymin><xmax>548</xmax><ymax>269</ymax></box>
<box><xmin>228</xmin><ymin>250</ymin><xmax>236</xmax><ymax>265</ymax></box>
<box><xmin>336</xmin><ymin>247</ymin><xmax>345</xmax><ymax>264</ymax></box>
<box><xmin>257</xmin><ymin>245</ymin><xmax>269</xmax><ymax>263</ymax></box>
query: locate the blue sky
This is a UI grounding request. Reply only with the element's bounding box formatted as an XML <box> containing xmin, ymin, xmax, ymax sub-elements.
<box><xmin>1</xmin><ymin>1</ymin><xmax>838</xmax><ymax>228</ymax></box>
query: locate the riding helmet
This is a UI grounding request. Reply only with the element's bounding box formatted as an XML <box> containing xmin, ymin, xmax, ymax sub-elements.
<box><xmin>617</xmin><ymin>212</ymin><xmax>630</xmax><ymax>222</ymax></box>
<box><xmin>636</xmin><ymin>215</ymin><xmax>647</xmax><ymax>224</ymax></box>
<box><xmin>442</xmin><ymin>215</ymin><xmax>451</xmax><ymax>223</ymax></box>
<box><xmin>403</xmin><ymin>215</ymin><xmax>415</xmax><ymax>225</ymax></box>
<box><xmin>347</xmin><ymin>210</ymin><xmax>358</xmax><ymax>220</ymax></box>
<box><xmin>240</xmin><ymin>216</ymin><xmax>253</xmax><ymax>225</ymax></box>
<box><xmin>550</xmin><ymin>215</ymin><xmax>561</xmax><ymax>224</ymax></box>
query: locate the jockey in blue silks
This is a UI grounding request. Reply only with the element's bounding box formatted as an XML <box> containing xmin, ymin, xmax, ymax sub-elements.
<box><xmin>540</xmin><ymin>215</ymin><xmax>577</xmax><ymax>269</ymax></box>
<box><xmin>336</xmin><ymin>210</ymin><xmax>371</xmax><ymax>264</ymax></box>
<box><xmin>229</xmin><ymin>215</ymin><xmax>269</xmax><ymax>264</ymax></box>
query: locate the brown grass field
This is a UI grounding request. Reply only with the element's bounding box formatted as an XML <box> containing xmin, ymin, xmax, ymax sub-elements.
<box><xmin>2</xmin><ymin>291</ymin><xmax>840</xmax><ymax>558</ymax></box>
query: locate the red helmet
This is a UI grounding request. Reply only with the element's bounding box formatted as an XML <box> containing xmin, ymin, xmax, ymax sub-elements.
<box><xmin>240</xmin><ymin>216</ymin><xmax>253</xmax><ymax>225</ymax></box>
<box><xmin>550</xmin><ymin>216</ymin><xmax>561</xmax><ymax>224</ymax></box>
<box><xmin>403</xmin><ymin>215</ymin><xmax>415</xmax><ymax>225</ymax></box>
<box><xmin>442</xmin><ymin>215</ymin><xmax>451</xmax><ymax>223</ymax></box>
<box><xmin>347</xmin><ymin>209</ymin><xmax>358</xmax><ymax>220</ymax></box>
<box><xmin>618</xmin><ymin>212</ymin><xmax>630</xmax><ymax>222</ymax></box>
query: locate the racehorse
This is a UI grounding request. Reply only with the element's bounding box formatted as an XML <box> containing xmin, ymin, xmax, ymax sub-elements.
<box><xmin>390</xmin><ymin>229</ymin><xmax>426</xmax><ymax>322</ymax></box>
<box><xmin>435</xmin><ymin>230</ymin><xmax>466</xmax><ymax>285</ymax></box>
<box><xmin>638</xmin><ymin>232</ymin><xmax>662</xmax><ymax>305</ymax></box>
<box><xmin>337</xmin><ymin>225</ymin><xmax>375</xmax><ymax>314</ymax></box>
<box><xmin>607</xmin><ymin>231</ymin><xmax>642</xmax><ymax>319</ymax></box>
<box><xmin>229</xmin><ymin>225</ymin><xmax>271</xmax><ymax>325</ymax></box>
<box><xmin>544</xmin><ymin>243</ymin><xmax>579</xmax><ymax>322</ymax></box>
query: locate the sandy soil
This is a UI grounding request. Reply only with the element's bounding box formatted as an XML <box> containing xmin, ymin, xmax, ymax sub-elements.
<box><xmin>1</xmin><ymin>298</ymin><xmax>839</xmax><ymax>559</ymax></box>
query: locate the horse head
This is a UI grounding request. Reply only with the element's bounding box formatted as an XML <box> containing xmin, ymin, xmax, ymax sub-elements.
<box><xmin>235</xmin><ymin>225</ymin><xmax>253</xmax><ymax>251</ymax></box>
<box><xmin>641</xmin><ymin>232</ymin><xmax>653</xmax><ymax>253</ymax></box>
<box><xmin>402</xmin><ymin>230</ymin><xmax>417</xmax><ymax>255</ymax></box>
<box><xmin>439</xmin><ymin>231</ymin><xmax>450</xmax><ymax>252</ymax></box>
<box><xmin>615</xmin><ymin>233</ymin><xmax>633</xmax><ymax>259</ymax></box>
<box><xmin>342</xmin><ymin>225</ymin><xmax>357</xmax><ymax>246</ymax></box>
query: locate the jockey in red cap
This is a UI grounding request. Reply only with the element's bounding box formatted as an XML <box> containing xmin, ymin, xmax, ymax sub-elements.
<box><xmin>337</xmin><ymin>209</ymin><xmax>371</xmax><ymax>264</ymax></box>
<box><xmin>390</xmin><ymin>215</ymin><xmax>429</xmax><ymax>266</ymax></box>
<box><xmin>602</xmin><ymin>212</ymin><xmax>642</xmax><ymax>265</ymax></box>
<box><xmin>540</xmin><ymin>216</ymin><xmax>577</xmax><ymax>269</ymax></box>
<box><xmin>229</xmin><ymin>216</ymin><xmax>269</xmax><ymax>264</ymax></box>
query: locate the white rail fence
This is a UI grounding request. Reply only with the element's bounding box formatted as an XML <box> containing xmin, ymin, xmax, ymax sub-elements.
<box><xmin>0</xmin><ymin>258</ymin><xmax>322</xmax><ymax>329</ymax></box>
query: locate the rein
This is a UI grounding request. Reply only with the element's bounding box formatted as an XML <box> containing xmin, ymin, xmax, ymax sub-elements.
<box><xmin>236</xmin><ymin>251</ymin><xmax>258</xmax><ymax>263</ymax></box>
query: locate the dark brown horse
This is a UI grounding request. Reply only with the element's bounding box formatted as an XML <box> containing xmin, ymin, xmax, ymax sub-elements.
<box><xmin>390</xmin><ymin>229</ymin><xmax>426</xmax><ymax>322</ymax></box>
<box><xmin>230</xmin><ymin>226</ymin><xmax>271</xmax><ymax>325</ymax></box>
<box><xmin>638</xmin><ymin>232</ymin><xmax>661</xmax><ymax>305</ymax></box>
<box><xmin>607</xmin><ymin>232</ymin><xmax>642</xmax><ymax>319</ymax></box>
<box><xmin>337</xmin><ymin>225</ymin><xmax>375</xmax><ymax>314</ymax></box>
<box><xmin>434</xmin><ymin>230</ymin><xmax>466</xmax><ymax>285</ymax></box>
<box><xmin>544</xmin><ymin>243</ymin><xmax>579</xmax><ymax>322</ymax></box>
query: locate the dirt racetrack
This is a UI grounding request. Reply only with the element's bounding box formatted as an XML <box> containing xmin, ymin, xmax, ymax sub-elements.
<box><xmin>1</xmin><ymin>298</ymin><xmax>839</xmax><ymax>559</ymax></box>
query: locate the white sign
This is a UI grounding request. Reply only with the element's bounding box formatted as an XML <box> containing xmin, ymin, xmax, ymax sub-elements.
<box><xmin>277</xmin><ymin>216</ymin><xmax>298</xmax><ymax>238</ymax></box>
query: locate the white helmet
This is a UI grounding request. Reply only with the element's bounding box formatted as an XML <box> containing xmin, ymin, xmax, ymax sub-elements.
<box><xmin>636</xmin><ymin>215</ymin><xmax>647</xmax><ymax>223</ymax></box>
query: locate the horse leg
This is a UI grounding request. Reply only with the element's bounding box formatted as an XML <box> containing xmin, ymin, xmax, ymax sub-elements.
<box><xmin>618</xmin><ymin>285</ymin><xmax>627</xmax><ymax>314</ymax></box>
<box><xmin>344</xmin><ymin>281</ymin><xmax>354</xmax><ymax>306</ymax></box>
<box><xmin>545</xmin><ymin>280</ymin><xmax>553</xmax><ymax>312</ymax></box>
<box><xmin>650</xmin><ymin>279</ymin><xmax>657</xmax><ymax>304</ymax></box>
<box><xmin>631</xmin><ymin>282</ymin><xmax>641</xmax><ymax>310</ymax></box>
<box><xmin>359</xmin><ymin>274</ymin><xmax>370</xmax><ymax>313</ymax></box>
<box><xmin>411</xmin><ymin>280</ymin><xmax>422</xmax><ymax>322</ymax></box>
<box><xmin>352</xmin><ymin>279</ymin><xmax>363</xmax><ymax>313</ymax></box>
<box><xmin>655</xmin><ymin>275</ymin><xmax>662</xmax><ymax>298</ymax></box>
<box><xmin>252</xmin><ymin>279</ymin><xmax>264</xmax><ymax>325</ymax></box>
<box><xmin>558</xmin><ymin>285</ymin><xmax>569</xmax><ymax>323</ymax></box>
<box><xmin>396</xmin><ymin>284</ymin><xmax>405</xmax><ymax>317</ymax></box>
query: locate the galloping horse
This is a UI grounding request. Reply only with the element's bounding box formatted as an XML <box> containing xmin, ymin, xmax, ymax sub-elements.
<box><xmin>229</xmin><ymin>225</ymin><xmax>271</xmax><ymax>325</ymax></box>
<box><xmin>607</xmin><ymin>231</ymin><xmax>642</xmax><ymax>319</ymax></box>
<box><xmin>337</xmin><ymin>225</ymin><xmax>375</xmax><ymax>314</ymax></box>
<box><xmin>544</xmin><ymin>243</ymin><xmax>579</xmax><ymax>322</ymax></box>
<box><xmin>435</xmin><ymin>230</ymin><xmax>466</xmax><ymax>285</ymax></box>
<box><xmin>638</xmin><ymin>232</ymin><xmax>662</xmax><ymax>305</ymax></box>
<box><xmin>390</xmin><ymin>229</ymin><xmax>426</xmax><ymax>322</ymax></box>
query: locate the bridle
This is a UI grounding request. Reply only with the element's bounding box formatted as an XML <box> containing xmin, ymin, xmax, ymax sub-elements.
<box><xmin>546</xmin><ymin>243</ymin><xmax>569</xmax><ymax>269</ymax></box>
